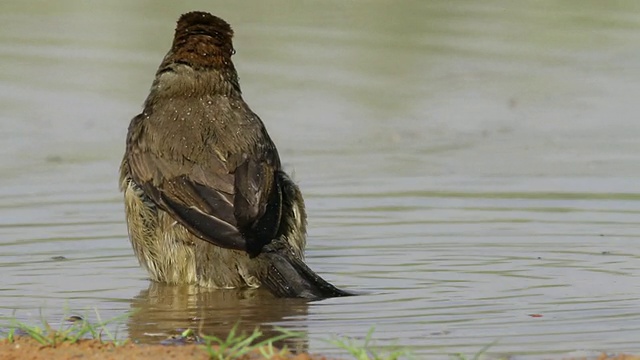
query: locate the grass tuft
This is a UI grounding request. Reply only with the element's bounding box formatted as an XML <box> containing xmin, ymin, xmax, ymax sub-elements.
<box><xmin>199</xmin><ymin>324</ymin><xmax>302</xmax><ymax>360</ymax></box>
<box><xmin>327</xmin><ymin>327</ymin><xmax>415</xmax><ymax>360</ymax></box>
<box><xmin>3</xmin><ymin>309</ymin><xmax>131</xmax><ymax>347</ymax></box>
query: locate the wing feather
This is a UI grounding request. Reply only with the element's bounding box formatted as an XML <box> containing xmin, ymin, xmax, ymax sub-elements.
<box><xmin>126</xmin><ymin>129</ymin><xmax>281</xmax><ymax>255</ymax></box>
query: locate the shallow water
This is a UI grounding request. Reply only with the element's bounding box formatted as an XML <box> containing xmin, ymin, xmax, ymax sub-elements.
<box><xmin>2</xmin><ymin>1</ymin><xmax>640</xmax><ymax>358</ymax></box>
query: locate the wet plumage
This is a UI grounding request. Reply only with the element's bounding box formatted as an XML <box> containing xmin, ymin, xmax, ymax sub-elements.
<box><xmin>120</xmin><ymin>11</ymin><xmax>350</xmax><ymax>299</ymax></box>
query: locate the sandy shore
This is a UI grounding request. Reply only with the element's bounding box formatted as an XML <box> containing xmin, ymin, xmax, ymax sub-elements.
<box><xmin>3</xmin><ymin>337</ymin><xmax>640</xmax><ymax>360</ymax></box>
<box><xmin>0</xmin><ymin>337</ymin><xmax>337</xmax><ymax>360</ymax></box>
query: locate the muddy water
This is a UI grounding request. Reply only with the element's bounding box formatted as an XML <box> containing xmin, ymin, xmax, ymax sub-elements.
<box><xmin>2</xmin><ymin>1</ymin><xmax>640</xmax><ymax>358</ymax></box>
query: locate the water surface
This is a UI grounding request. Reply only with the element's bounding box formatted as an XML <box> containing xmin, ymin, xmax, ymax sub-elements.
<box><xmin>2</xmin><ymin>1</ymin><xmax>640</xmax><ymax>358</ymax></box>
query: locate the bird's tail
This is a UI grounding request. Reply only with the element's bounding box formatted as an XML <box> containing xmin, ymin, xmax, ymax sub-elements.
<box><xmin>259</xmin><ymin>242</ymin><xmax>353</xmax><ymax>300</ymax></box>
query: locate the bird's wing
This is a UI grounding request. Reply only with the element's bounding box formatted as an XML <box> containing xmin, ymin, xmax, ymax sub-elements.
<box><xmin>126</xmin><ymin>139</ymin><xmax>281</xmax><ymax>255</ymax></box>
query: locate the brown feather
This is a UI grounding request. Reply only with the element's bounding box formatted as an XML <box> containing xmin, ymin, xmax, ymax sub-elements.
<box><xmin>120</xmin><ymin>11</ymin><xmax>350</xmax><ymax>298</ymax></box>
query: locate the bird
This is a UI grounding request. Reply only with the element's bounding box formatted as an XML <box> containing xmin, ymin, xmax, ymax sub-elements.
<box><xmin>119</xmin><ymin>11</ymin><xmax>351</xmax><ymax>299</ymax></box>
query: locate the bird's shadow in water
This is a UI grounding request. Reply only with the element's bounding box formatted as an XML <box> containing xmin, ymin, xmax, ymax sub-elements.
<box><xmin>127</xmin><ymin>282</ymin><xmax>310</xmax><ymax>352</ymax></box>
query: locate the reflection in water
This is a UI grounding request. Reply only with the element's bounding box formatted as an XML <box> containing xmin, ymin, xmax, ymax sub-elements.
<box><xmin>128</xmin><ymin>282</ymin><xmax>309</xmax><ymax>351</ymax></box>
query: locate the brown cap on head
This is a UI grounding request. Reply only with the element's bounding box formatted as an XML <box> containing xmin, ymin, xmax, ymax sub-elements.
<box><xmin>170</xmin><ymin>11</ymin><xmax>235</xmax><ymax>69</ymax></box>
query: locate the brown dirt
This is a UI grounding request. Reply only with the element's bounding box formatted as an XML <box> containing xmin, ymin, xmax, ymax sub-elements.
<box><xmin>0</xmin><ymin>337</ymin><xmax>338</xmax><ymax>360</ymax></box>
<box><xmin>2</xmin><ymin>337</ymin><xmax>640</xmax><ymax>360</ymax></box>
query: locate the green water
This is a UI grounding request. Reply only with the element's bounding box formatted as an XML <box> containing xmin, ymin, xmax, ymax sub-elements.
<box><xmin>2</xmin><ymin>1</ymin><xmax>640</xmax><ymax>358</ymax></box>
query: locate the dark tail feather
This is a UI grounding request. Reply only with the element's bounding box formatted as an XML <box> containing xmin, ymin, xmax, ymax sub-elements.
<box><xmin>260</xmin><ymin>244</ymin><xmax>353</xmax><ymax>300</ymax></box>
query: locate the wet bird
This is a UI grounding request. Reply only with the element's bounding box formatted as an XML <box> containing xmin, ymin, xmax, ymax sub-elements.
<box><xmin>119</xmin><ymin>11</ymin><xmax>351</xmax><ymax>299</ymax></box>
